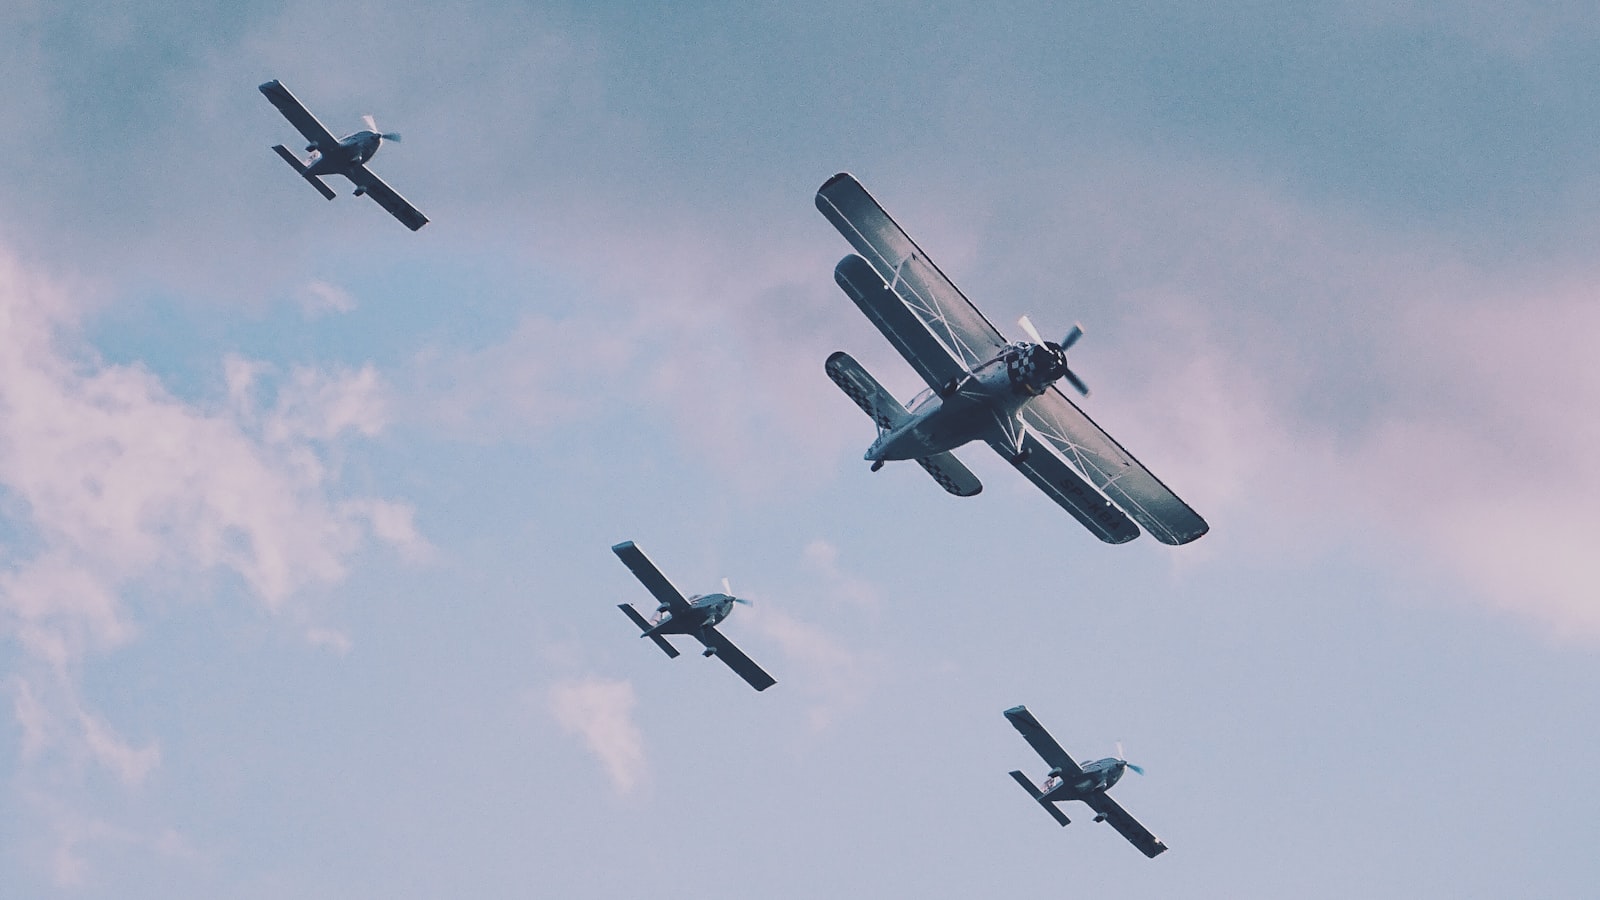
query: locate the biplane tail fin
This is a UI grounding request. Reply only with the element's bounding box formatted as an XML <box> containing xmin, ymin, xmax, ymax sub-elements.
<box><xmin>271</xmin><ymin>144</ymin><xmax>337</xmax><ymax>200</ymax></box>
<box><xmin>618</xmin><ymin>604</ymin><xmax>680</xmax><ymax>658</ymax></box>
<box><xmin>1009</xmin><ymin>770</ymin><xmax>1072</xmax><ymax>826</ymax></box>
<box><xmin>825</xmin><ymin>351</ymin><xmax>909</xmax><ymax>433</ymax></box>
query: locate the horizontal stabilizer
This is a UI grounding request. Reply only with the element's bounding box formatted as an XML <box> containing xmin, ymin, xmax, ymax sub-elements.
<box><xmin>1009</xmin><ymin>770</ymin><xmax>1071</xmax><ymax>826</ymax></box>
<box><xmin>618</xmin><ymin>603</ymin><xmax>679</xmax><ymax>658</ymax></box>
<box><xmin>271</xmin><ymin>144</ymin><xmax>336</xmax><ymax>200</ymax></box>
<box><xmin>825</xmin><ymin>351</ymin><xmax>908</xmax><ymax>432</ymax></box>
<box><xmin>915</xmin><ymin>452</ymin><xmax>981</xmax><ymax>497</ymax></box>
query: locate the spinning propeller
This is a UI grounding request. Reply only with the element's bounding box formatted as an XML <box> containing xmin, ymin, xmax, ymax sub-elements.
<box><xmin>362</xmin><ymin>114</ymin><xmax>402</xmax><ymax>143</ymax></box>
<box><xmin>1115</xmin><ymin>741</ymin><xmax>1145</xmax><ymax>775</ymax></box>
<box><xmin>722</xmin><ymin>577</ymin><xmax>752</xmax><ymax>606</ymax></box>
<box><xmin>1017</xmin><ymin>315</ymin><xmax>1090</xmax><ymax>396</ymax></box>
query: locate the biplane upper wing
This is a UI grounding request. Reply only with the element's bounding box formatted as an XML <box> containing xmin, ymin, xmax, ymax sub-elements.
<box><xmin>818</xmin><ymin>174</ymin><xmax>1009</xmax><ymax>380</ymax></box>
<box><xmin>1003</xmin><ymin>706</ymin><xmax>1084</xmax><ymax>776</ymax></box>
<box><xmin>611</xmin><ymin>542</ymin><xmax>693</xmax><ymax>617</ymax></box>
<box><xmin>696</xmin><ymin>627</ymin><xmax>777</xmax><ymax>692</ymax></box>
<box><xmin>346</xmin><ymin>165</ymin><xmax>430</xmax><ymax>232</ymax></box>
<box><xmin>1081</xmin><ymin>792</ymin><xmax>1168</xmax><ymax>858</ymax></box>
<box><xmin>1020</xmin><ymin>389</ymin><xmax>1208</xmax><ymax>545</ymax></box>
<box><xmin>259</xmin><ymin>80</ymin><xmax>339</xmax><ymax>151</ymax></box>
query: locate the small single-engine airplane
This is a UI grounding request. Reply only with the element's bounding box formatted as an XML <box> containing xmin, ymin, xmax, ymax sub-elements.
<box><xmin>816</xmin><ymin>173</ymin><xmax>1206</xmax><ymax>545</ymax></box>
<box><xmin>1003</xmin><ymin>705</ymin><xmax>1167</xmax><ymax>858</ymax></box>
<box><xmin>259</xmin><ymin>79</ymin><xmax>429</xmax><ymax>231</ymax></box>
<box><xmin>612</xmin><ymin>541</ymin><xmax>776</xmax><ymax>692</ymax></box>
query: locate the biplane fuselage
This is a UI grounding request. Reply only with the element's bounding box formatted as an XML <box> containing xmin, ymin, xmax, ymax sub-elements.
<box><xmin>867</xmin><ymin>341</ymin><xmax>1066</xmax><ymax>463</ymax></box>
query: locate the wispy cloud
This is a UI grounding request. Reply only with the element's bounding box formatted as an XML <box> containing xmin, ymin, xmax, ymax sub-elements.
<box><xmin>547</xmin><ymin>677</ymin><xmax>646</xmax><ymax>793</ymax></box>
<box><xmin>0</xmin><ymin>249</ymin><xmax>421</xmax><ymax>880</ymax></box>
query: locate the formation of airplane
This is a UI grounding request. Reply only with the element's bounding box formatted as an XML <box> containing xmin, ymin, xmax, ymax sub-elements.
<box><xmin>1004</xmin><ymin>705</ymin><xmax>1166</xmax><ymax>858</ymax></box>
<box><xmin>250</xmin><ymin>81</ymin><xmax>1188</xmax><ymax>858</ymax></box>
<box><xmin>816</xmin><ymin>173</ymin><xmax>1207</xmax><ymax>545</ymax></box>
<box><xmin>259</xmin><ymin>79</ymin><xmax>429</xmax><ymax>231</ymax></box>
<box><xmin>612</xmin><ymin>541</ymin><xmax>776</xmax><ymax>692</ymax></box>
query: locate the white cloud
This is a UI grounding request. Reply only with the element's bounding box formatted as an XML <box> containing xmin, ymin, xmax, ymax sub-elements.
<box><xmin>547</xmin><ymin>677</ymin><xmax>646</xmax><ymax>793</ymax></box>
<box><xmin>298</xmin><ymin>280</ymin><xmax>357</xmax><ymax>318</ymax></box>
<box><xmin>0</xmin><ymin>249</ymin><xmax>422</xmax><ymax>880</ymax></box>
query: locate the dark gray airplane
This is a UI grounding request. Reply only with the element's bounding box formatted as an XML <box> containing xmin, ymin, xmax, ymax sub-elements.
<box><xmin>259</xmin><ymin>79</ymin><xmax>428</xmax><ymax>231</ymax></box>
<box><xmin>612</xmin><ymin>541</ymin><xmax>775</xmax><ymax>692</ymax></box>
<box><xmin>1004</xmin><ymin>705</ymin><xmax>1167</xmax><ymax>858</ymax></box>
<box><xmin>817</xmin><ymin>173</ymin><xmax>1206</xmax><ymax>545</ymax></box>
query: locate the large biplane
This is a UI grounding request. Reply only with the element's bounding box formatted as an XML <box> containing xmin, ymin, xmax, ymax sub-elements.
<box><xmin>817</xmin><ymin>173</ymin><xmax>1206</xmax><ymax>545</ymax></box>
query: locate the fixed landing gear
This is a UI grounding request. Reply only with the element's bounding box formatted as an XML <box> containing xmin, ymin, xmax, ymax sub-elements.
<box><xmin>937</xmin><ymin>375</ymin><xmax>963</xmax><ymax>398</ymax></box>
<box><xmin>701</xmin><ymin>647</ymin><xmax>717</xmax><ymax>658</ymax></box>
<box><xmin>1009</xmin><ymin>447</ymin><xmax>1031</xmax><ymax>465</ymax></box>
<box><xmin>870</xmin><ymin>460</ymin><xmax>885</xmax><ymax>472</ymax></box>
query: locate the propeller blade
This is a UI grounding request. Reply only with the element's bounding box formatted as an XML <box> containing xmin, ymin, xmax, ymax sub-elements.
<box><xmin>380</xmin><ymin>132</ymin><xmax>402</xmax><ymax>143</ymax></box>
<box><xmin>1063</xmin><ymin>368</ymin><xmax>1090</xmax><ymax>397</ymax></box>
<box><xmin>363</xmin><ymin>114</ymin><xmax>378</xmax><ymax>133</ymax></box>
<box><xmin>1018</xmin><ymin>315</ymin><xmax>1044</xmax><ymax>344</ymax></box>
<box><xmin>722</xmin><ymin>577</ymin><xmax>732</xmax><ymax>596</ymax></box>
<box><xmin>1060</xmin><ymin>323</ymin><xmax>1084</xmax><ymax>350</ymax></box>
<box><xmin>1126</xmin><ymin>762</ymin><xmax>1145</xmax><ymax>775</ymax></box>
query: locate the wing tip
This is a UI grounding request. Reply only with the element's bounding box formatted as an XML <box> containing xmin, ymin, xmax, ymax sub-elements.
<box><xmin>818</xmin><ymin>171</ymin><xmax>857</xmax><ymax>194</ymax></box>
<box><xmin>611</xmin><ymin>540</ymin><xmax>638</xmax><ymax>555</ymax></box>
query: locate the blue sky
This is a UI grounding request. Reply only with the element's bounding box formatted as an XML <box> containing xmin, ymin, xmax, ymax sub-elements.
<box><xmin>2</xmin><ymin>2</ymin><xmax>1597</xmax><ymax>897</ymax></box>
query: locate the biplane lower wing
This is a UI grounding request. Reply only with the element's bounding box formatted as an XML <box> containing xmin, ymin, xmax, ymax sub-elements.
<box><xmin>988</xmin><ymin>432</ymin><xmax>1139</xmax><ymax>544</ymax></box>
<box><xmin>1083</xmin><ymin>792</ymin><xmax>1168</xmax><ymax>858</ymax></box>
<box><xmin>696</xmin><ymin>627</ymin><xmax>776</xmax><ymax>692</ymax></box>
<box><xmin>1009</xmin><ymin>770</ymin><xmax>1072</xmax><ymax>826</ymax></box>
<box><xmin>1021</xmin><ymin>390</ymin><xmax>1207</xmax><ymax>545</ymax></box>
<box><xmin>832</xmin><ymin>254</ymin><xmax>967</xmax><ymax>390</ymax></box>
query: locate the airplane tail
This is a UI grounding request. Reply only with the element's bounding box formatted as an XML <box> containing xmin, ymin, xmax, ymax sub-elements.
<box><xmin>826</xmin><ymin>351</ymin><xmax>982</xmax><ymax>497</ymax></box>
<box><xmin>1009</xmin><ymin>770</ymin><xmax>1072</xmax><ymax>826</ymax></box>
<box><xmin>825</xmin><ymin>350</ymin><xmax>909</xmax><ymax>432</ymax></box>
<box><xmin>618</xmin><ymin>604</ymin><xmax>680</xmax><ymax>658</ymax></box>
<box><xmin>271</xmin><ymin>144</ymin><xmax>337</xmax><ymax>200</ymax></box>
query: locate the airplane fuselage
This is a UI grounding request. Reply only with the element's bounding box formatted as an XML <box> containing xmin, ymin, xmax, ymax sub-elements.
<box><xmin>1041</xmin><ymin>758</ymin><xmax>1127</xmax><ymax>802</ymax></box>
<box><xmin>642</xmin><ymin>593</ymin><xmax>735</xmax><ymax>638</ymax></box>
<box><xmin>304</xmin><ymin>131</ymin><xmax>382</xmax><ymax>177</ymax></box>
<box><xmin>867</xmin><ymin>341</ymin><xmax>1067</xmax><ymax>462</ymax></box>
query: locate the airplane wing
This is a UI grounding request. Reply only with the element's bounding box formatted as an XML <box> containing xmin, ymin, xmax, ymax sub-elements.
<box><xmin>1003</xmin><ymin>706</ymin><xmax>1084</xmax><ymax>776</ymax></box>
<box><xmin>1081</xmin><ymin>792</ymin><xmax>1168</xmax><ymax>858</ymax></box>
<box><xmin>819</xmin><ymin>174</ymin><xmax>1010</xmax><ymax>379</ymax></box>
<box><xmin>346</xmin><ymin>165</ymin><xmax>429</xmax><ymax>232</ymax></box>
<box><xmin>611</xmin><ymin>542</ymin><xmax>693</xmax><ymax>617</ymax></box>
<box><xmin>987</xmin><ymin>430</ymin><xmax>1139</xmax><ymax>544</ymax></box>
<box><xmin>259</xmin><ymin>80</ymin><xmax>339</xmax><ymax>152</ymax></box>
<box><xmin>833</xmin><ymin>254</ymin><xmax>966</xmax><ymax>390</ymax></box>
<box><xmin>1020</xmin><ymin>390</ymin><xmax>1208</xmax><ymax>545</ymax></box>
<box><xmin>696</xmin><ymin>627</ymin><xmax>776</xmax><ymax>692</ymax></box>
